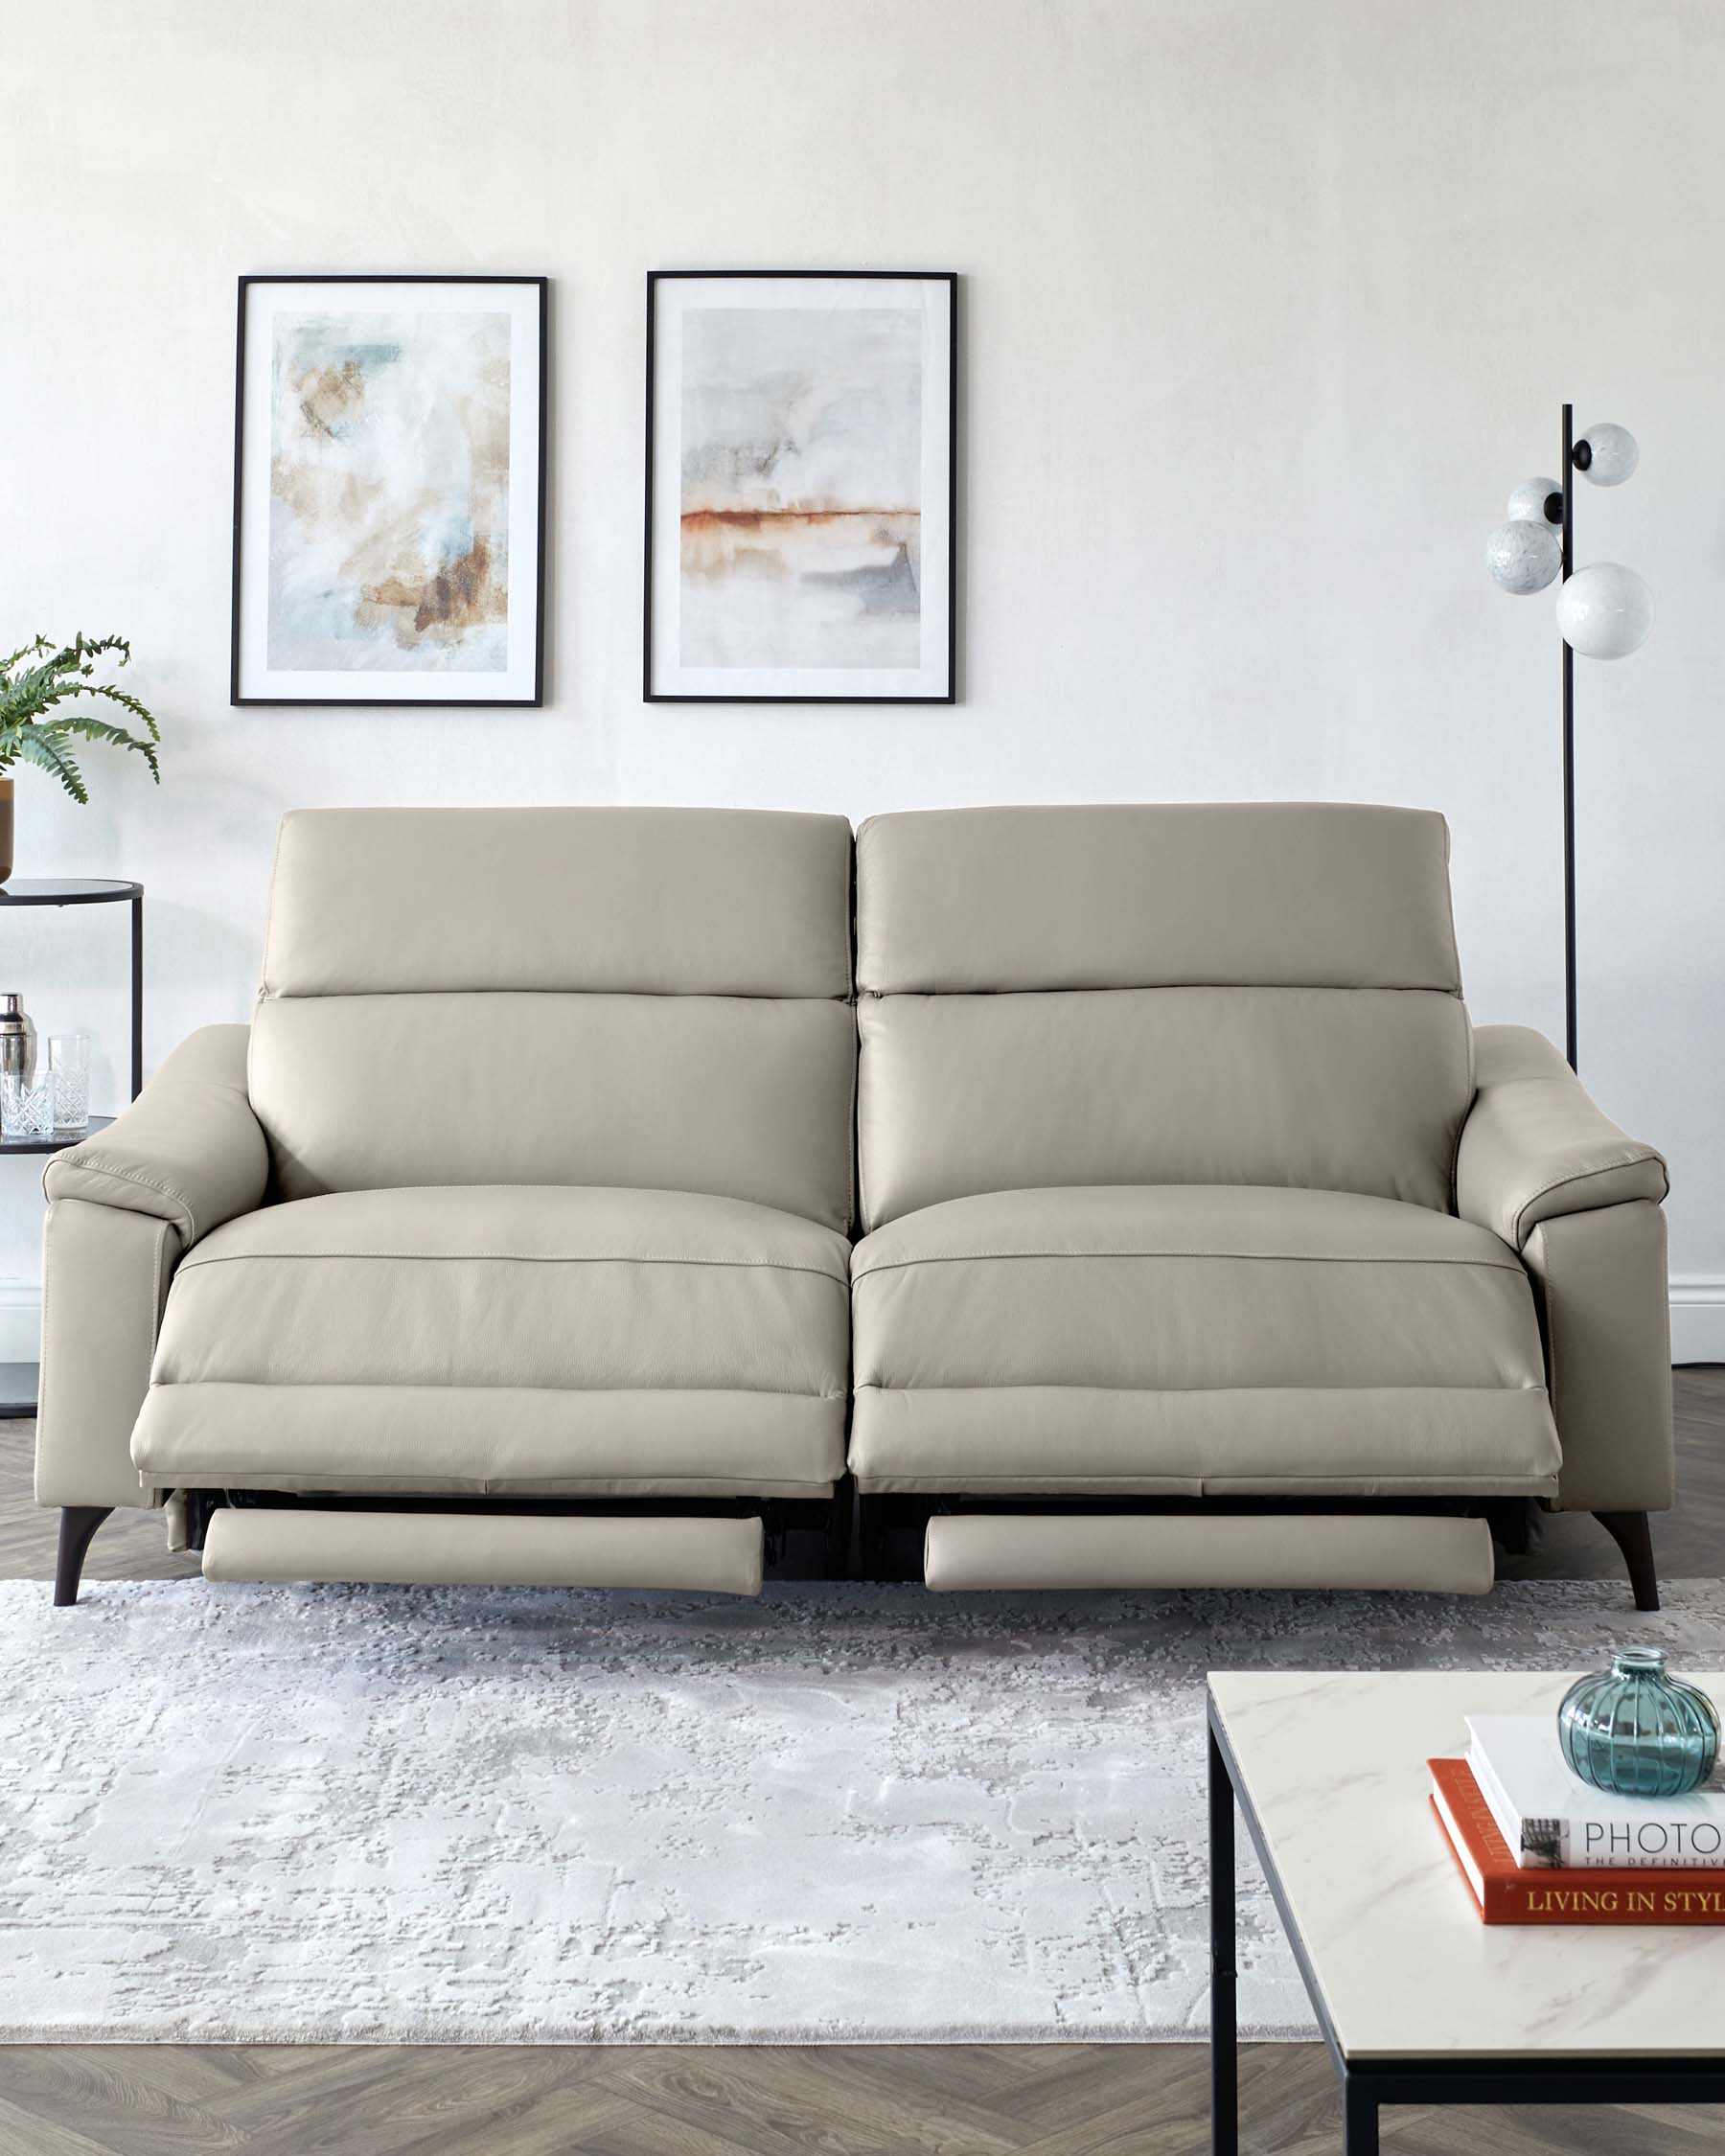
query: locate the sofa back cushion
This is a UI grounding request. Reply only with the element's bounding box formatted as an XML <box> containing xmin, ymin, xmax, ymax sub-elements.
<box><xmin>855</xmin><ymin>803</ymin><xmax>1472</xmax><ymax>1229</ymax></box>
<box><xmin>249</xmin><ymin>808</ymin><xmax>857</xmax><ymax>1230</ymax></box>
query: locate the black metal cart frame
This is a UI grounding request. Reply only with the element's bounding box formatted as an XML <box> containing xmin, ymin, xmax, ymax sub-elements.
<box><xmin>1207</xmin><ymin>1695</ymin><xmax>1725</xmax><ymax>2154</ymax></box>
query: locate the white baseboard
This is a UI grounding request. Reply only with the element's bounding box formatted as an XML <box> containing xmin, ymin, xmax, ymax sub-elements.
<box><xmin>1670</xmin><ymin>1276</ymin><xmax>1725</xmax><ymax>1365</ymax></box>
<box><xmin>2</xmin><ymin>1277</ymin><xmax>1722</xmax><ymax>1371</ymax></box>
<box><xmin>0</xmin><ymin>1280</ymin><xmax>41</xmax><ymax>1365</ymax></box>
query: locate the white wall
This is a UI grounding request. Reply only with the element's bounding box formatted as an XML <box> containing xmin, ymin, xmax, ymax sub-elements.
<box><xmin>5</xmin><ymin>0</ymin><xmax>1722</xmax><ymax>1348</ymax></box>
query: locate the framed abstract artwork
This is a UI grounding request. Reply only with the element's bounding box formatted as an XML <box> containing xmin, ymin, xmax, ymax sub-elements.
<box><xmin>645</xmin><ymin>270</ymin><xmax>956</xmax><ymax>703</ymax></box>
<box><xmin>231</xmin><ymin>275</ymin><xmax>547</xmax><ymax>705</ymax></box>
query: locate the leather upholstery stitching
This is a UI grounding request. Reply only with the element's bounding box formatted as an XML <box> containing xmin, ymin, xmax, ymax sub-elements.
<box><xmin>258</xmin><ymin>811</ymin><xmax>288</xmax><ymax>999</ymax></box>
<box><xmin>142</xmin><ymin>1219</ymin><xmax>176</xmax><ymax>1495</ymax></box>
<box><xmin>851</xmin><ymin>1378</ymin><xmax>1551</xmax><ymax>1395</ymax></box>
<box><xmin>852</xmin><ymin>1249</ymin><xmax>1529</xmax><ymax>1282</ymax></box>
<box><xmin>150</xmin><ymin>1219</ymin><xmax>169</xmax><ymax>1338</ymax></box>
<box><xmin>174</xmin><ymin>1250</ymin><xmax>850</xmax><ymax>1286</ymax></box>
<box><xmin>845</xmin><ymin>998</ymin><xmax>860</xmax><ymax>1239</ymax></box>
<box><xmin>1438</xmin><ymin>811</ymin><xmax>1466</xmax><ymax>996</ymax></box>
<box><xmin>863</xmin><ymin>1478</ymin><xmax>1559</xmax><ymax>1496</ymax></box>
<box><xmin>219</xmin><ymin>1178</ymin><xmax>847</xmax><ymax>1205</ymax></box>
<box><xmin>1531</xmin><ymin>1220</ymin><xmax>1562</xmax><ymax>1434</ymax></box>
<box><xmin>1448</xmin><ymin>1008</ymin><xmax>1473</xmax><ymax>1210</ymax></box>
<box><xmin>1509</xmin><ymin>1150</ymin><xmax>1669</xmax><ymax>1247</ymax></box>
<box><xmin>862</xmin><ymin>978</ymin><xmax>1479</xmax><ymax>998</ymax></box>
<box><xmin>36</xmin><ymin>1204</ymin><xmax>56</xmax><ymax>1454</ymax></box>
<box><xmin>857</xmin><ymin>1470</ymin><xmax>1559</xmax><ymax>1483</ymax></box>
<box><xmin>144</xmin><ymin>1472</ymin><xmax>838</xmax><ymax>1495</ymax></box>
<box><xmin>149</xmin><ymin>1379</ymin><xmax>848</xmax><ymax>1401</ymax></box>
<box><xmin>58</xmin><ymin>1154</ymin><xmax>196</xmax><ymax>1240</ymax></box>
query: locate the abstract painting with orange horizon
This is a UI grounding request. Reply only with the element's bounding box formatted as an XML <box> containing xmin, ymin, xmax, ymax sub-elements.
<box><xmin>233</xmin><ymin>277</ymin><xmax>545</xmax><ymax>705</ymax></box>
<box><xmin>647</xmin><ymin>273</ymin><xmax>954</xmax><ymax>701</ymax></box>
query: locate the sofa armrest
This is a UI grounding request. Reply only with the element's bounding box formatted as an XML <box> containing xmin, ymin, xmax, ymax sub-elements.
<box><xmin>36</xmin><ymin>1200</ymin><xmax>181</xmax><ymax>1511</ymax></box>
<box><xmin>1456</xmin><ymin>1025</ymin><xmax>1668</xmax><ymax>1250</ymax></box>
<box><xmin>42</xmin><ymin>1023</ymin><xmax>268</xmax><ymax>1249</ymax></box>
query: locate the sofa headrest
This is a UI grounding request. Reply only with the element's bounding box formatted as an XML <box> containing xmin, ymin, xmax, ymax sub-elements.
<box><xmin>261</xmin><ymin>806</ymin><xmax>854</xmax><ymax>1000</ymax></box>
<box><xmin>856</xmin><ymin>802</ymin><xmax>1461</xmax><ymax>996</ymax></box>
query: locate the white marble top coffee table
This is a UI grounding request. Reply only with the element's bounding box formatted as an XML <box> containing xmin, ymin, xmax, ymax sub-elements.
<box><xmin>1207</xmin><ymin>1669</ymin><xmax>1725</xmax><ymax>2155</ymax></box>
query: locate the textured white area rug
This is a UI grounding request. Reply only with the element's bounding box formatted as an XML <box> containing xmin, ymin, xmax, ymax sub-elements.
<box><xmin>5</xmin><ymin>1576</ymin><xmax>1723</xmax><ymax>2044</ymax></box>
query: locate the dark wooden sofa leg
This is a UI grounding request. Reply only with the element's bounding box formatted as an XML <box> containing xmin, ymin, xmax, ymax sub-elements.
<box><xmin>54</xmin><ymin>1506</ymin><xmax>112</xmax><ymax>1607</ymax></box>
<box><xmin>1595</xmin><ymin>1510</ymin><xmax>1659</xmax><ymax>1613</ymax></box>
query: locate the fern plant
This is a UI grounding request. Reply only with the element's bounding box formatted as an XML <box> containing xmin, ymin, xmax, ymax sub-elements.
<box><xmin>0</xmin><ymin>634</ymin><xmax>162</xmax><ymax>803</ymax></box>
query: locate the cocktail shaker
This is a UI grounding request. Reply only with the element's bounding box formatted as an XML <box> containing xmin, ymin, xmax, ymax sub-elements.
<box><xmin>0</xmin><ymin>994</ymin><xmax>37</xmax><ymax>1081</ymax></box>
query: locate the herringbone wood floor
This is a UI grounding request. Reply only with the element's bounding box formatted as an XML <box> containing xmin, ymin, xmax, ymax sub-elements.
<box><xmin>4</xmin><ymin>1378</ymin><xmax>1723</xmax><ymax>2155</ymax></box>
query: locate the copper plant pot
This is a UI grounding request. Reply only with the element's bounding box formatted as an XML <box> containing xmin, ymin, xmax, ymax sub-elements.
<box><xmin>0</xmin><ymin>776</ymin><xmax>12</xmax><ymax>885</ymax></box>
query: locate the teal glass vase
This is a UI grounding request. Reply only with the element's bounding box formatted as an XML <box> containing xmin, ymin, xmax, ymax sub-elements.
<box><xmin>1558</xmin><ymin>1648</ymin><xmax>1721</xmax><ymax>1798</ymax></box>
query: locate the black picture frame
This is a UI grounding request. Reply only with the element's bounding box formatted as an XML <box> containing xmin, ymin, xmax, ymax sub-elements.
<box><xmin>644</xmin><ymin>269</ymin><xmax>958</xmax><ymax>704</ymax></box>
<box><xmin>231</xmin><ymin>273</ymin><xmax>549</xmax><ymax>708</ymax></box>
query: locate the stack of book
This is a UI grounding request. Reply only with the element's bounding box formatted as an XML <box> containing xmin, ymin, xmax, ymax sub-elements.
<box><xmin>1430</xmin><ymin>1714</ymin><xmax>1725</xmax><ymax>1925</ymax></box>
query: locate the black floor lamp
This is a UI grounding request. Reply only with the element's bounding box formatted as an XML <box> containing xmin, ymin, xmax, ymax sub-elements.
<box><xmin>1484</xmin><ymin>409</ymin><xmax>1652</xmax><ymax>1070</ymax></box>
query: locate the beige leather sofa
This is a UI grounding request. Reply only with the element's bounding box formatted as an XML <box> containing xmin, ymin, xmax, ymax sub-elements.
<box><xmin>36</xmin><ymin>803</ymin><xmax>1672</xmax><ymax>1609</ymax></box>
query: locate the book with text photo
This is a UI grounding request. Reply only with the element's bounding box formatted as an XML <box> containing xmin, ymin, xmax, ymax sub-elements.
<box><xmin>1430</xmin><ymin>1759</ymin><xmax>1725</xmax><ymax>1926</ymax></box>
<box><xmin>1465</xmin><ymin>1715</ymin><xmax>1725</xmax><ymax>1869</ymax></box>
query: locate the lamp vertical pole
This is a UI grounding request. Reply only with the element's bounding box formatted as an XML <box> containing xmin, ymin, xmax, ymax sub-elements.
<box><xmin>1560</xmin><ymin>401</ymin><xmax>1577</xmax><ymax>1071</ymax></box>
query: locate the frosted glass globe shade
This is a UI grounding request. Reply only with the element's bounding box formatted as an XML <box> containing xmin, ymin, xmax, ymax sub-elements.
<box><xmin>1575</xmin><ymin>424</ymin><xmax>1639</xmax><ymax>486</ymax></box>
<box><xmin>1556</xmin><ymin>562</ymin><xmax>1653</xmax><ymax>658</ymax></box>
<box><xmin>1486</xmin><ymin>519</ymin><xmax>1561</xmax><ymax>594</ymax></box>
<box><xmin>1506</xmin><ymin>476</ymin><xmax>1563</xmax><ymax>528</ymax></box>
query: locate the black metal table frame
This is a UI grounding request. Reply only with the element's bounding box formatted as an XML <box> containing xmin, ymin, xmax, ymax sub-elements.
<box><xmin>0</xmin><ymin>880</ymin><xmax>143</xmax><ymax>1419</ymax></box>
<box><xmin>1207</xmin><ymin>1694</ymin><xmax>1725</xmax><ymax>2154</ymax></box>
<box><xmin>0</xmin><ymin>879</ymin><xmax>144</xmax><ymax>1105</ymax></box>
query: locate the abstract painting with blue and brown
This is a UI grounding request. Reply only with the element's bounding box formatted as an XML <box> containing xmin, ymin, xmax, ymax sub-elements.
<box><xmin>267</xmin><ymin>311</ymin><xmax>511</xmax><ymax>672</ymax></box>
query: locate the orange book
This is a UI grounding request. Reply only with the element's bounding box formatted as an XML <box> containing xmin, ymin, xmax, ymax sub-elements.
<box><xmin>1429</xmin><ymin>1758</ymin><xmax>1725</xmax><ymax>1926</ymax></box>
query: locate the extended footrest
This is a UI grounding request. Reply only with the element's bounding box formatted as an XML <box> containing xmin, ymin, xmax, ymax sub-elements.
<box><xmin>202</xmin><ymin>1507</ymin><xmax>765</xmax><ymax>1594</ymax></box>
<box><xmin>923</xmin><ymin>1512</ymin><xmax>1494</xmax><ymax>1594</ymax></box>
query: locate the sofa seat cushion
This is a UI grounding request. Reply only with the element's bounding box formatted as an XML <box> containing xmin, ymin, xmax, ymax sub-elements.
<box><xmin>850</xmin><ymin>1184</ymin><xmax>1561</xmax><ymax>1495</ymax></box>
<box><xmin>133</xmin><ymin>1185</ymin><xmax>849</xmax><ymax>1497</ymax></box>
